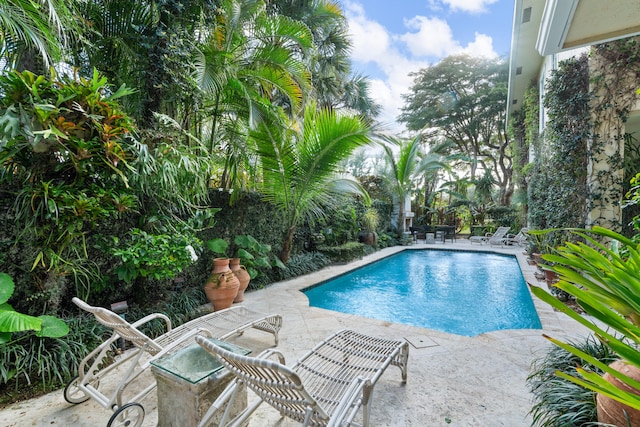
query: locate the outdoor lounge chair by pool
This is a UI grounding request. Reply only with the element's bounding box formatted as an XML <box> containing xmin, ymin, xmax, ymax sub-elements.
<box><xmin>505</xmin><ymin>227</ymin><xmax>529</xmax><ymax>247</ymax></box>
<box><xmin>487</xmin><ymin>226</ymin><xmax>512</xmax><ymax>247</ymax></box>
<box><xmin>64</xmin><ymin>297</ymin><xmax>282</xmax><ymax>427</ymax></box>
<box><xmin>469</xmin><ymin>226</ymin><xmax>511</xmax><ymax>245</ymax></box>
<box><xmin>195</xmin><ymin>329</ymin><xmax>409</xmax><ymax>427</ymax></box>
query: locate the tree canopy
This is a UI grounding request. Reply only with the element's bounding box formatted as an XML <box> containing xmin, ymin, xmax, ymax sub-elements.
<box><xmin>398</xmin><ymin>54</ymin><xmax>513</xmax><ymax>205</ymax></box>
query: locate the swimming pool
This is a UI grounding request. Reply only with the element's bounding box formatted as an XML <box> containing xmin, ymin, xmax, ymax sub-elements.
<box><xmin>303</xmin><ymin>250</ymin><xmax>542</xmax><ymax>336</ymax></box>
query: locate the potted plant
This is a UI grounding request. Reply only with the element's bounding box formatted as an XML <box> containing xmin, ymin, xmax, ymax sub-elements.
<box><xmin>358</xmin><ymin>208</ymin><xmax>380</xmax><ymax>245</ymax></box>
<box><xmin>529</xmin><ymin>226</ymin><xmax>640</xmax><ymax>425</ymax></box>
<box><xmin>207</xmin><ymin>235</ymin><xmax>285</xmax><ymax>302</ymax></box>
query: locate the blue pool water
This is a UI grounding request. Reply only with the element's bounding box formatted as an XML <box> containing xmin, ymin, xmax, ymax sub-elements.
<box><xmin>303</xmin><ymin>250</ymin><xmax>542</xmax><ymax>336</ymax></box>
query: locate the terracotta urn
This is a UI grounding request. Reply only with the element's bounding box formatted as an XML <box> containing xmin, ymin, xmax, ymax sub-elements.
<box><xmin>543</xmin><ymin>268</ymin><xmax>558</xmax><ymax>287</ymax></box>
<box><xmin>597</xmin><ymin>360</ymin><xmax>640</xmax><ymax>426</ymax></box>
<box><xmin>203</xmin><ymin>258</ymin><xmax>240</xmax><ymax>311</ymax></box>
<box><xmin>229</xmin><ymin>257</ymin><xmax>250</xmax><ymax>303</ymax></box>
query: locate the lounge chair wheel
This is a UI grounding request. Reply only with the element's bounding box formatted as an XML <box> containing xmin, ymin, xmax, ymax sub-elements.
<box><xmin>63</xmin><ymin>375</ymin><xmax>92</xmax><ymax>404</ymax></box>
<box><xmin>107</xmin><ymin>402</ymin><xmax>144</xmax><ymax>427</ymax></box>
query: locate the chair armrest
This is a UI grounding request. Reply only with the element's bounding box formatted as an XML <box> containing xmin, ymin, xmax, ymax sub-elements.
<box><xmin>327</xmin><ymin>376</ymin><xmax>372</xmax><ymax>427</ymax></box>
<box><xmin>255</xmin><ymin>348</ymin><xmax>287</xmax><ymax>364</ymax></box>
<box><xmin>131</xmin><ymin>312</ymin><xmax>172</xmax><ymax>332</ymax></box>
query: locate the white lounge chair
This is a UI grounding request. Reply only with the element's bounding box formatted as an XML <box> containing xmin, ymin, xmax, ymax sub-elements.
<box><xmin>195</xmin><ymin>329</ymin><xmax>409</xmax><ymax>427</ymax></box>
<box><xmin>487</xmin><ymin>226</ymin><xmax>512</xmax><ymax>246</ymax></box>
<box><xmin>64</xmin><ymin>297</ymin><xmax>282</xmax><ymax>427</ymax></box>
<box><xmin>507</xmin><ymin>227</ymin><xmax>529</xmax><ymax>246</ymax></box>
<box><xmin>506</xmin><ymin>227</ymin><xmax>529</xmax><ymax>247</ymax></box>
<box><xmin>469</xmin><ymin>226</ymin><xmax>510</xmax><ymax>245</ymax></box>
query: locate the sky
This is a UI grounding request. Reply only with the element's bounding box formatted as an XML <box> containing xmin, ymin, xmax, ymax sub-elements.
<box><xmin>343</xmin><ymin>0</ymin><xmax>515</xmax><ymax>133</ymax></box>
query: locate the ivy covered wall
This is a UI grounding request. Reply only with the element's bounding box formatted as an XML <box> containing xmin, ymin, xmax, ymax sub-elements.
<box><xmin>515</xmin><ymin>37</ymin><xmax>640</xmax><ymax>236</ymax></box>
<box><xmin>588</xmin><ymin>38</ymin><xmax>640</xmax><ymax>231</ymax></box>
<box><xmin>527</xmin><ymin>54</ymin><xmax>590</xmax><ymax>230</ymax></box>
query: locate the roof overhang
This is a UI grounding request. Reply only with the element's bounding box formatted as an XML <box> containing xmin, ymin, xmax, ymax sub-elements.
<box><xmin>506</xmin><ymin>1</ymin><xmax>545</xmax><ymax>118</ymax></box>
<box><xmin>507</xmin><ymin>0</ymin><xmax>640</xmax><ymax>119</ymax></box>
<box><xmin>537</xmin><ymin>0</ymin><xmax>640</xmax><ymax>56</ymax></box>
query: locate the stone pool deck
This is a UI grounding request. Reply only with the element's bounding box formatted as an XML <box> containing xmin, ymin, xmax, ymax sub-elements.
<box><xmin>2</xmin><ymin>240</ymin><xmax>592</xmax><ymax>426</ymax></box>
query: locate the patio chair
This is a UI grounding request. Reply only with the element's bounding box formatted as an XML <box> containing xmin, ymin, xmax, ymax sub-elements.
<box><xmin>64</xmin><ymin>297</ymin><xmax>282</xmax><ymax>427</ymax></box>
<box><xmin>468</xmin><ymin>233</ymin><xmax>487</xmax><ymax>244</ymax></box>
<box><xmin>195</xmin><ymin>329</ymin><xmax>409</xmax><ymax>427</ymax></box>
<box><xmin>469</xmin><ymin>227</ymin><xmax>509</xmax><ymax>245</ymax></box>
<box><xmin>505</xmin><ymin>227</ymin><xmax>529</xmax><ymax>247</ymax></box>
<box><xmin>487</xmin><ymin>226</ymin><xmax>512</xmax><ymax>247</ymax></box>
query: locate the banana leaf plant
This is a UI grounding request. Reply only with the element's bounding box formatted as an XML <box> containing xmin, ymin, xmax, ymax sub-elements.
<box><xmin>529</xmin><ymin>226</ymin><xmax>640</xmax><ymax>410</ymax></box>
<box><xmin>0</xmin><ymin>273</ymin><xmax>69</xmax><ymax>344</ymax></box>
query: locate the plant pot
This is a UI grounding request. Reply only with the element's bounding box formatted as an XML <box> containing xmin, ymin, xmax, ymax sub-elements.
<box><xmin>203</xmin><ymin>258</ymin><xmax>240</xmax><ymax>311</ymax></box>
<box><xmin>597</xmin><ymin>360</ymin><xmax>640</xmax><ymax>426</ymax></box>
<box><xmin>531</xmin><ymin>253</ymin><xmax>543</xmax><ymax>265</ymax></box>
<box><xmin>229</xmin><ymin>258</ymin><xmax>250</xmax><ymax>303</ymax></box>
<box><xmin>358</xmin><ymin>231</ymin><xmax>378</xmax><ymax>245</ymax></box>
<box><xmin>543</xmin><ymin>268</ymin><xmax>558</xmax><ymax>287</ymax></box>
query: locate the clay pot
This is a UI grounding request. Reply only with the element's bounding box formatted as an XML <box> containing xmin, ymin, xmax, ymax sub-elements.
<box><xmin>597</xmin><ymin>360</ymin><xmax>640</xmax><ymax>426</ymax></box>
<box><xmin>203</xmin><ymin>258</ymin><xmax>239</xmax><ymax>311</ymax></box>
<box><xmin>229</xmin><ymin>258</ymin><xmax>250</xmax><ymax>303</ymax></box>
<box><xmin>531</xmin><ymin>253</ymin><xmax>543</xmax><ymax>265</ymax></box>
<box><xmin>543</xmin><ymin>269</ymin><xmax>558</xmax><ymax>287</ymax></box>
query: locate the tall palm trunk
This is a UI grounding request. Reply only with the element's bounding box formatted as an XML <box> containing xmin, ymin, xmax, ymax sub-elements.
<box><xmin>398</xmin><ymin>198</ymin><xmax>405</xmax><ymax>236</ymax></box>
<box><xmin>279</xmin><ymin>225</ymin><xmax>296</xmax><ymax>263</ymax></box>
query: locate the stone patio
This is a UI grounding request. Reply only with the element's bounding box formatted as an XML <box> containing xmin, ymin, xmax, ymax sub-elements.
<box><xmin>2</xmin><ymin>240</ymin><xmax>592</xmax><ymax>426</ymax></box>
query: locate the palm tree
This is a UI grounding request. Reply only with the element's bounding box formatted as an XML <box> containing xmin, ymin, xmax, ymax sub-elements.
<box><xmin>70</xmin><ymin>0</ymin><xmax>154</xmax><ymax>118</ymax></box>
<box><xmin>266</xmin><ymin>0</ymin><xmax>379</xmax><ymax>119</ymax></box>
<box><xmin>253</xmin><ymin>103</ymin><xmax>371</xmax><ymax>262</ymax></box>
<box><xmin>0</xmin><ymin>0</ymin><xmax>77</xmax><ymax>70</ymax></box>
<box><xmin>194</xmin><ymin>0</ymin><xmax>313</xmax><ymax>190</ymax></box>
<box><xmin>378</xmin><ymin>134</ymin><xmax>449</xmax><ymax>235</ymax></box>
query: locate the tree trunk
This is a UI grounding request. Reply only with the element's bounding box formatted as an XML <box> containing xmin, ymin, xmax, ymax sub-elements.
<box><xmin>398</xmin><ymin>199</ymin><xmax>405</xmax><ymax>237</ymax></box>
<box><xmin>279</xmin><ymin>226</ymin><xmax>296</xmax><ymax>263</ymax></box>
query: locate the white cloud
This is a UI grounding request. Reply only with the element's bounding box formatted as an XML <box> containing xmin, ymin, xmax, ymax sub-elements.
<box><xmin>344</xmin><ymin>1</ymin><xmax>497</xmax><ymax>132</ymax></box>
<box><xmin>460</xmin><ymin>33</ymin><xmax>498</xmax><ymax>58</ymax></box>
<box><xmin>400</xmin><ymin>16</ymin><xmax>459</xmax><ymax>58</ymax></box>
<box><xmin>346</xmin><ymin>8</ymin><xmax>391</xmax><ymax>63</ymax></box>
<box><xmin>441</xmin><ymin>0</ymin><xmax>499</xmax><ymax>14</ymax></box>
<box><xmin>399</xmin><ymin>16</ymin><xmax>497</xmax><ymax>59</ymax></box>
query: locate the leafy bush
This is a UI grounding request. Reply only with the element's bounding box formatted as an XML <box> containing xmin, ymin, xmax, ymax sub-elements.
<box><xmin>110</xmin><ymin>228</ymin><xmax>201</xmax><ymax>283</ymax></box>
<box><xmin>0</xmin><ymin>273</ymin><xmax>68</xmax><ymax>344</ymax></box>
<box><xmin>528</xmin><ymin>335</ymin><xmax>617</xmax><ymax>427</ymax></box>
<box><xmin>0</xmin><ymin>315</ymin><xmax>106</xmax><ymax>402</ymax></box>
<box><xmin>0</xmin><ymin>69</ymin><xmax>140</xmax><ymax>285</ymax></box>
<box><xmin>487</xmin><ymin>205</ymin><xmax>520</xmax><ymax>228</ymax></box>
<box><xmin>274</xmin><ymin>252</ymin><xmax>332</xmax><ymax>281</ymax></box>
<box><xmin>317</xmin><ymin>242</ymin><xmax>365</xmax><ymax>263</ymax></box>
<box><xmin>377</xmin><ymin>231</ymin><xmax>400</xmax><ymax>248</ymax></box>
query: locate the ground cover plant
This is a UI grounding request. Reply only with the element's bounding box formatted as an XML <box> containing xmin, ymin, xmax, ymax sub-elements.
<box><xmin>528</xmin><ymin>335</ymin><xmax>617</xmax><ymax>426</ymax></box>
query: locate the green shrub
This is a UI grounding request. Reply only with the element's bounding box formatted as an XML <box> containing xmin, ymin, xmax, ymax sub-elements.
<box><xmin>0</xmin><ymin>315</ymin><xmax>106</xmax><ymax>402</ymax></box>
<box><xmin>317</xmin><ymin>242</ymin><xmax>365</xmax><ymax>263</ymax></box>
<box><xmin>275</xmin><ymin>252</ymin><xmax>332</xmax><ymax>281</ymax></box>
<box><xmin>527</xmin><ymin>335</ymin><xmax>617</xmax><ymax>427</ymax></box>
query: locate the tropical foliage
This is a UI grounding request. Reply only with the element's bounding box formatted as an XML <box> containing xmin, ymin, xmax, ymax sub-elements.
<box><xmin>530</xmin><ymin>226</ymin><xmax>640</xmax><ymax>410</ymax></box>
<box><xmin>0</xmin><ymin>273</ymin><xmax>68</xmax><ymax>344</ymax></box>
<box><xmin>528</xmin><ymin>334</ymin><xmax>617</xmax><ymax>426</ymax></box>
<box><xmin>254</xmin><ymin>104</ymin><xmax>371</xmax><ymax>262</ymax></box>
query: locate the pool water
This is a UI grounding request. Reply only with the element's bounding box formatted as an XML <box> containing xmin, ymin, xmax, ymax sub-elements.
<box><xmin>303</xmin><ymin>250</ymin><xmax>542</xmax><ymax>336</ymax></box>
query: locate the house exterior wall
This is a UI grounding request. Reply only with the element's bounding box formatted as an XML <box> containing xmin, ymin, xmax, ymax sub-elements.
<box><xmin>586</xmin><ymin>47</ymin><xmax>640</xmax><ymax>231</ymax></box>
